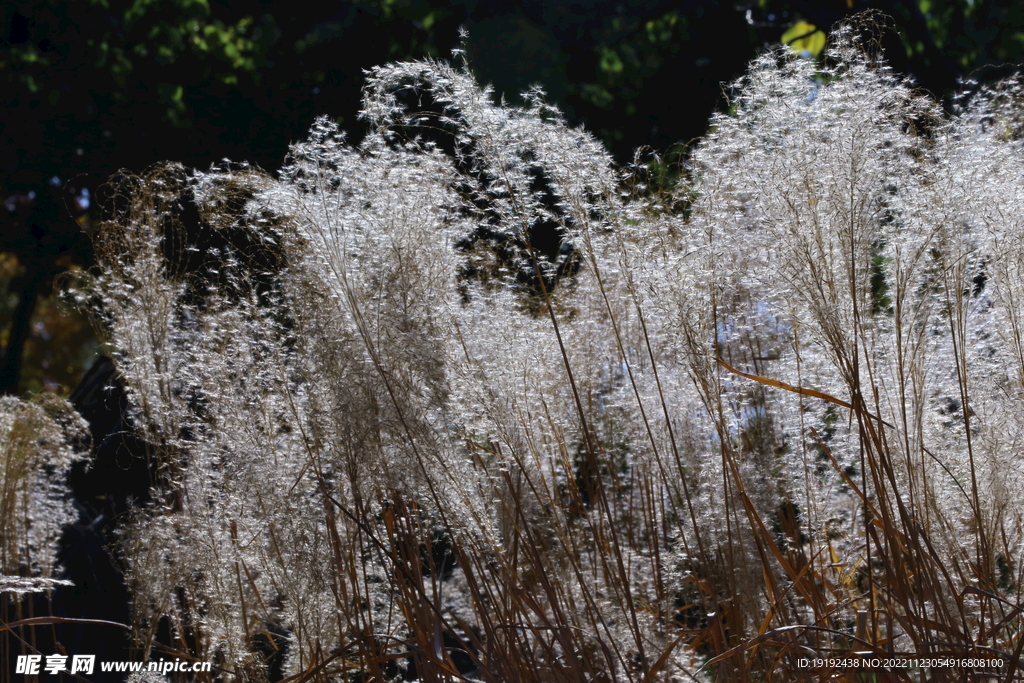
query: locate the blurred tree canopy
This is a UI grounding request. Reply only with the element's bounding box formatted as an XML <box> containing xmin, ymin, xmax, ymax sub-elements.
<box><xmin>3</xmin><ymin>0</ymin><xmax>1024</xmax><ymax>396</ymax></box>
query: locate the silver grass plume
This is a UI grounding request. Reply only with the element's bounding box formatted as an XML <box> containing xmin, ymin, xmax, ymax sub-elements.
<box><xmin>81</xmin><ymin>23</ymin><xmax>1024</xmax><ymax>683</ymax></box>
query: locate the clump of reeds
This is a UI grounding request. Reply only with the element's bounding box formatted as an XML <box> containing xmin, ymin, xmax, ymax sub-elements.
<box><xmin>0</xmin><ymin>394</ymin><xmax>88</xmax><ymax>586</ymax></box>
<box><xmin>78</xmin><ymin>20</ymin><xmax>1024</xmax><ymax>683</ymax></box>
<box><xmin>1</xmin><ymin>394</ymin><xmax>88</xmax><ymax>679</ymax></box>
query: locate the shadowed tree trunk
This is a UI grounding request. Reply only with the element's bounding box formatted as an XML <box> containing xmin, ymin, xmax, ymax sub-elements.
<box><xmin>0</xmin><ymin>187</ymin><xmax>90</xmax><ymax>395</ymax></box>
<box><xmin>0</xmin><ymin>259</ymin><xmax>45</xmax><ymax>394</ymax></box>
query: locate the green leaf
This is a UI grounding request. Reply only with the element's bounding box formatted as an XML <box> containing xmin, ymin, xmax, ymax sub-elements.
<box><xmin>157</xmin><ymin>82</ymin><xmax>185</xmax><ymax>106</ymax></box>
<box><xmin>599</xmin><ymin>46</ymin><xmax>624</xmax><ymax>74</ymax></box>
<box><xmin>580</xmin><ymin>83</ymin><xmax>614</xmax><ymax>108</ymax></box>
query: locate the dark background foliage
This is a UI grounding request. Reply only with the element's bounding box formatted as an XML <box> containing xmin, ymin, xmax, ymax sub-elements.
<box><xmin>3</xmin><ymin>0</ymin><xmax>1024</xmax><ymax>396</ymax></box>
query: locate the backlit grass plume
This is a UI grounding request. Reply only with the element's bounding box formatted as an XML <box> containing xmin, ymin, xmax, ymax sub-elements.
<box><xmin>0</xmin><ymin>394</ymin><xmax>88</xmax><ymax>594</ymax></box>
<box><xmin>82</xmin><ymin>22</ymin><xmax>1024</xmax><ymax>682</ymax></box>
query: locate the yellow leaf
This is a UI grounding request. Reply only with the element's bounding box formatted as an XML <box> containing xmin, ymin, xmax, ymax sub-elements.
<box><xmin>781</xmin><ymin>20</ymin><xmax>826</xmax><ymax>57</ymax></box>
